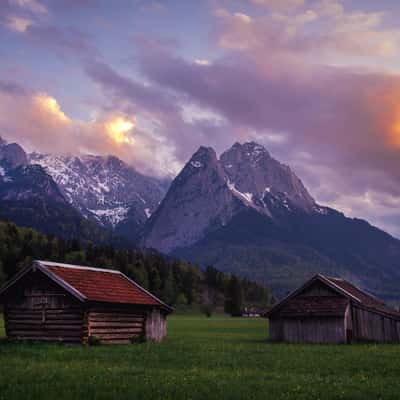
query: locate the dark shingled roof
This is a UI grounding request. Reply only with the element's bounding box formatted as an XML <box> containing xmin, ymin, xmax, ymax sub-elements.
<box><xmin>278</xmin><ymin>296</ymin><xmax>348</xmax><ymax>317</ymax></box>
<box><xmin>323</xmin><ymin>275</ymin><xmax>400</xmax><ymax>318</ymax></box>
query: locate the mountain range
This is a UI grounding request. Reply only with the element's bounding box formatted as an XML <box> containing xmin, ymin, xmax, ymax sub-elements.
<box><xmin>141</xmin><ymin>142</ymin><xmax>400</xmax><ymax>301</ymax></box>
<box><xmin>0</xmin><ymin>137</ymin><xmax>168</xmax><ymax>242</ymax></box>
<box><xmin>29</xmin><ymin>152</ymin><xmax>169</xmax><ymax>239</ymax></box>
<box><xmin>1</xmin><ymin>136</ymin><xmax>400</xmax><ymax>301</ymax></box>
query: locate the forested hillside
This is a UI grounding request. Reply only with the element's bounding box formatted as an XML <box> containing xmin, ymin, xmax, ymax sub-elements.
<box><xmin>0</xmin><ymin>221</ymin><xmax>271</xmax><ymax>311</ymax></box>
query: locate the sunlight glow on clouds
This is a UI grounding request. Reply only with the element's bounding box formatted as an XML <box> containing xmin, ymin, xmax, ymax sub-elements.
<box><xmin>3</xmin><ymin>0</ymin><xmax>400</xmax><ymax>235</ymax></box>
<box><xmin>106</xmin><ymin>117</ymin><xmax>135</xmax><ymax>145</ymax></box>
<box><xmin>34</xmin><ymin>94</ymin><xmax>70</xmax><ymax>123</ymax></box>
<box><xmin>5</xmin><ymin>16</ymin><xmax>32</xmax><ymax>32</ymax></box>
<box><xmin>0</xmin><ymin>84</ymin><xmax>181</xmax><ymax>178</ymax></box>
<box><xmin>194</xmin><ymin>59</ymin><xmax>210</xmax><ymax>66</ymax></box>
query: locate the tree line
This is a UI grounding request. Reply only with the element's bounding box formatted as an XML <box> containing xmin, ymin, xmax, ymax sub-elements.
<box><xmin>0</xmin><ymin>221</ymin><xmax>272</xmax><ymax>314</ymax></box>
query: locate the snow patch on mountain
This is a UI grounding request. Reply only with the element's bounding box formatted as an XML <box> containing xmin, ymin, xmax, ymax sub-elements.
<box><xmin>88</xmin><ymin>207</ymin><xmax>129</xmax><ymax>226</ymax></box>
<box><xmin>29</xmin><ymin>152</ymin><xmax>169</xmax><ymax>229</ymax></box>
<box><xmin>191</xmin><ymin>161</ymin><xmax>203</xmax><ymax>168</ymax></box>
<box><xmin>227</xmin><ymin>180</ymin><xmax>254</xmax><ymax>204</ymax></box>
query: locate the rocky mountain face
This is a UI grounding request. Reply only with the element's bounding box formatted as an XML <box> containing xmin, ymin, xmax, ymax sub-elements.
<box><xmin>0</xmin><ymin>142</ymin><xmax>28</xmax><ymax>170</ymax></box>
<box><xmin>2</xmin><ymin>135</ymin><xmax>400</xmax><ymax>301</ymax></box>
<box><xmin>0</xmin><ymin>138</ymin><xmax>106</xmax><ymax>240</ymax></box>
<box><xmin>220</xmin><ymin>142</ymin><xmax>316</xmax><ymax>214</ymax></box>
<box><xmin>29</xmin><ymin>152</ymin><xmax>169</xmax><ymax>237</ymax></box>
<box><xmin>142</xmin><ymin>142</ymin><xmax>321</xmax><ymax>253</ymax></box>
<box><xmin>142</xmin><ymin>146</ymin><xmax>246</xmax><ymax>253</ymax></box>
<box><xmin>142</xmin><ymin>142</ymin><xmax>400</xmax><ymax>301</ymax></box>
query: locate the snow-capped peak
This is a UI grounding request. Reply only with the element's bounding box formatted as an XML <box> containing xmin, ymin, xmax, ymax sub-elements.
<box><xmin>29</xmin><ymin>152</ymin><xmax>169</xmax><ymax>228</ymax></box>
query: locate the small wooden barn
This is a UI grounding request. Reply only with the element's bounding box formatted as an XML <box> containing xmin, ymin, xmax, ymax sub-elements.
<box><xmin>266</xmin><ymin>274</ymin><xmax>400</xmax><ymax>344</ymax></box>
<box><xmin>0</xmin><ymin>260</ymin><xmax>172</xmax><ymax>344</ymax></box>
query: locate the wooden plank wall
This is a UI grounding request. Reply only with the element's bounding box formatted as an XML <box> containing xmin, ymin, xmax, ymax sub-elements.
<box><xmin>87</xmin><ymin>307</ymin><xmax>145</xmax><ymax>345</ymax></box>
<box><xmin>145</xmin><ymin>308</ymin><xmax>167</xmax><ymax>342</ymax></box>
<box><xmin>269</xmin><ymin>318</ymin><xmax>283</xmax><ymax>342</ymax></box>
<box><xmin>352</xmin><ymin>306</ymin><xmax>400</xmax><ymax>343</ymax></box>
<box><xmin>4</xmin><ymin>271</ymin><xmax>84</xmax><ymax>343</ymax></box>
<box><xmin>278</xmin><ymin>317</ymin><xmax>345</xmax><ymax>344</ymax></box>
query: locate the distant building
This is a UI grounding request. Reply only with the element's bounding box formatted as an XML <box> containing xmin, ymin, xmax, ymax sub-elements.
<box><xmin>266</xmin><ymin>274</ymin><xmax>400</xmax><ymax>343</ymax></box>
<box><xmin>0</xmin><ymin>260</ymin><xmax>172</xmax><ymax>344</ymax></box>
<box><xmin>242</xmin><ymin>307</ymin><xmax>263</xmax><ymax>317</ymax></box>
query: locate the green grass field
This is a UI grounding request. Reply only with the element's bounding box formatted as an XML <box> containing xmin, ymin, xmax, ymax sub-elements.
<box><xmin>1</xmin><ymin>314</ymin><xmax>400</xmax><ymax>400</ymax></box>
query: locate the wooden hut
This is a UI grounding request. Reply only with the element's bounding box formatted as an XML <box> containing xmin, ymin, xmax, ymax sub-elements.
<box><xmin>266</xmin><ymin>274</ymin><xmax>400</xmax><ymax>344</ymax></box>
<box><xmin>0</xmin><ymin>260</ymin><xmax>172</xmax><ymax>344</ymax></box>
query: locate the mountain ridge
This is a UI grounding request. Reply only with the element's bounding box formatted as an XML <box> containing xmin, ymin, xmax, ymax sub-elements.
<box><xmin>1</xmin><ymin>135</ymin><xmax>400</xmax><ymax>301</ymax></box>
<box><xmin>0</xmin><ymin>139</ymin><xmax>109</xmax><ymax>241</ymax></box>
<box><xmin>29</xmin><ymin>152</ymin><xmax>169</xmax><ymax>237</ymax></box>
<box><xmin>142</xmin><ymin>141</ymin><xmax>327</xmax><ymax>253</ymax></box>
<box><xmin>141</xmin><ymin>141</ymin><xmax>400</xmax><ymax>301</ymax></box>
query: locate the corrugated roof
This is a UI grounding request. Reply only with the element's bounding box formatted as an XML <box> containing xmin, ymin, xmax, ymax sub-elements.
<box><xmin>36</xmin><ymin>261</ymin><xmax>169</xmax><ymax>309</ymax></box>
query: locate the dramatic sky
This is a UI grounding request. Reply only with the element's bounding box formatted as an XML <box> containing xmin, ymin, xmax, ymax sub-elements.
<box><xmin>1</xmin><ymin>0</ymin><xmax>400</xmax><ymax>237</ymax></box>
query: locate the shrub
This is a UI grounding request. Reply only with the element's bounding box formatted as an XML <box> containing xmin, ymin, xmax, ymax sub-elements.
<box><xmin>130</xmin><ymin>332</ymin><xmax>147</xmax><ymax>344</ymax></box>
<box><xmin>201</xmin><ymin>304</ymin><xmax>214</xmax><ymax>318</ymax></box>
<box><xmin>87</xmin><ymin>335</ymin><xmax>101</xmax><ymax>346</ymax></box>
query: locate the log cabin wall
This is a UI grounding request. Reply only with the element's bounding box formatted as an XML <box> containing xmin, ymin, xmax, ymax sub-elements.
<box><xmin>3</xmin><ymin>270</ymin><xmax>84</xmax><ymax>343</ymax></box>
<box><xmin>145</xmin><ymin>308</ymin><xmax>167</xmax><ymax>342</ymax></box>
<box><xmin>351</xmin><ymin>304</ymin><xmax>400</xmax><ymax>343</ymax></box>
<box><xmin>86</xmin><ymin>304</ymin><xmax>146</xmax><ymax>345</ymax></box>
<box><xmin>1</xmin><ymin>262</ymin><xmax>172</xmax><ymax>345</ymax></box>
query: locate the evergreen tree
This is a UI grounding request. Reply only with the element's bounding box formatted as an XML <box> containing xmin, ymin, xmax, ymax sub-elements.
<box><xmin>225</xmin><ymin>276</ymin><xmax>243</xmax><ymax>316</ymax></box>
<box><xmin>0</xmin><ymin>220</ymin><xmax>272</xmax><ymax>309</ymax></box>
<box><xmin>162</xmin><ymin>269</ymin><xmax>176</xmax><ymax>305</ymax></box>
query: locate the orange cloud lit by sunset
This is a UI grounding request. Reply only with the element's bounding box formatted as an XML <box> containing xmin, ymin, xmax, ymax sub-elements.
<box><xmin>34</xmin><ymin>94</ymin><xmax>69</xmax><ymax>123</ymax></box>
<box><xmin>105</xmin><ymin>117</ymin><xmax>135</xmax><ymax>145</ymax></box>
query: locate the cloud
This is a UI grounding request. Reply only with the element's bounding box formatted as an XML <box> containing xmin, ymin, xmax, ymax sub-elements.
<box><xmin>84</xmin><ymin>58</ymin><xmax>234</xmax><ymax>174</ymax></box>
<box><xmin>1</xmin><ymin>0</ymin><xmax>98</xmax><ymax>61</ymax></box>
<box><xmin>233</xmin><ymin>12</ymin><xmax>252</xmax><ymax>23</ymax></box>
<box><xmin>137</xmin><ymin>1</ymin><xmax>168</xmax><ymax>14</ymax></box>
<box><xmin>0</xmin><ymin>80</ymin><xmax>182</xmax><ymax>177</ymax></box>
<box><xmin>11</xmin><ymin>0</ymin><xmax>47</xmax><ymax>15</ymax></box>
<box><xmin>25</xmin><ymin>24</ymin><xmax>100</xmax><ymax>59</ymax></box>
<box><xmin>5</xmin><ymin>15</ymin><xmax>33</xmax><ymax>32</ymax></box>
<box><xmin>125</xmin><ymin>4</ymin><xmax>400</xmax><ymax>236</ymax></box>
<box><xmin>2</xmin><ymin>0</ymin><xmax>400</xmax><ymax>237</ymax></box>
<box><xmin>214</xmin><ymin>3</ymin><xmax>400</xmax><ymax>68</ymax></box>
<box><xmin>249</xmin><ymin>0</ymin><xmax>305</xmax><ymax>11</ymax></box>
<box><xmin>194</xmin><ymin>59</ymin><xmax>211</xmax><ymax>66</ymax></box>
<box><xmin>1</xmin><ymin>0</ymin><xmax>47</xmax><ymax>32</ymax></box>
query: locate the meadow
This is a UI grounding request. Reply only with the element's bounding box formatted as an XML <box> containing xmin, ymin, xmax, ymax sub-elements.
<box><xmin>1</xmin><ymin>314</ymin><xmax>400</xmax><ymax>400</ymax></box>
